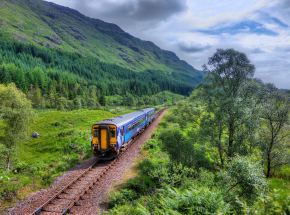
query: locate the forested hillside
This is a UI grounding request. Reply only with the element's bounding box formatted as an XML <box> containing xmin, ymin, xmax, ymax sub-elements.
<box><xmin>0</xmin><ymin>40</ymin><xmax>194</xmax><ymax>109</ymax></box>
<box><xmin>0</xmin><ymin>0</ymin><xmax>202</xmax><ymax>78</ymax></box>
<box><xmin>0</xmin><ymin>0</ymin><xmax>203</xmax><ymax>108</ymax></box>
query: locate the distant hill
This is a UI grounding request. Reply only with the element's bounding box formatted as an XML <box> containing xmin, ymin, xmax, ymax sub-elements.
<box><xmin>0</xmin><ymin>0</ymin><xmax>203</xmax><ymax>87</ymax></box>
<box><xmin>280</xmin><ymin>89</ymin><xmax>289</xmax><ymax>91</ymax></box>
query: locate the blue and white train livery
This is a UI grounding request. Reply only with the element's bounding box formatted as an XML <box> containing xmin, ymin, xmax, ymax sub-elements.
<box><xmin>91</xmin><ymin>108</ymin><xmax>155</xmax><ymax>157</ymax></box>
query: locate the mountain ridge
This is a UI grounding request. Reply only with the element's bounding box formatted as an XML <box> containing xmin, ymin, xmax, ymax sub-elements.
<box><xmin>0</xmin><ymin>0</ymin><xmax>202</xmax><ymax>85</ymax></box>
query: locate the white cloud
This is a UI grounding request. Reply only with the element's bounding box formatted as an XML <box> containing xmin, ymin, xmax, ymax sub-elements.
<box><xmin>46</xmin><ymin>0</ymin><xmax>290</xmax><ymax>88</ymax></box>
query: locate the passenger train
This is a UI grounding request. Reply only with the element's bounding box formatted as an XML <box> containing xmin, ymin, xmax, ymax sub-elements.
<box><xmin>91</xmin><ymin>108</ymin><xmax>155</xmax><ymax>158</ymax></box>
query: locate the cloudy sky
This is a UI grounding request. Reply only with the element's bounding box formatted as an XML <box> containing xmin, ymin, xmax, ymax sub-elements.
<box><xmin>46</xmin><ymin>0</ymin><xmax>290</xmax><ymax>89</ymax></box>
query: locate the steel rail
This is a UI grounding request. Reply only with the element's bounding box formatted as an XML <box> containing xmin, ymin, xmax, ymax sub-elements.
<box><xmin>30</xmin><ymin>108</ymin><xmax>167</xmax><ymax>215</ymax></box>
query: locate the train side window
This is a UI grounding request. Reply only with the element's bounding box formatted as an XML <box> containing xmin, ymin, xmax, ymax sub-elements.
<box><xmin>129</xmin><ymin>125</ymin><xmax>131</xmax><ymax>132</ymax></box>
<box><xmin>110</xmin><ymin>128</ymin><xmax>116</xmax><ymax>138</ymax></box>
<box><xmin>93</xmin><ymin>129</ymin><xmax>98</xmax><ymax>137</ymax></box>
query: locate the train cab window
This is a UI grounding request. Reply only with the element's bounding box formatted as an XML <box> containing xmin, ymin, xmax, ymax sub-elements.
<box><xmin>93</xmin><ymin>129</ymin><xmax>98</xmax><ymax>138</ymax></box>
<box><xmin>110</xmin><ymin>128</ymin><xmax>116</xmax><ymax>138</ymax></box>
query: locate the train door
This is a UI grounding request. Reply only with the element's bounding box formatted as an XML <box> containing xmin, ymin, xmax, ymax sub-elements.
<box><xmin>99</xmin><ymin>126</ymin><xmax>109</xmax><ymax>150</ymax></box>
<box><xmin>121</xmin><ymin>126</ymin><xmax>125</xmax><ymax>144</ymax></box>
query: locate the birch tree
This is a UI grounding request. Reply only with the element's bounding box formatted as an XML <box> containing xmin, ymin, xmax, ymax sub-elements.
<box><xmin>0</xmin><ymin>83</ymin><xmax>34</xmax><ymax>170</ymax></box>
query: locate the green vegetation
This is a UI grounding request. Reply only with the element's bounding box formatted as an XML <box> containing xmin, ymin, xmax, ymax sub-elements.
<box><xmin>107</xmin><ymin>49</ymin><xmax>290</xmax><ymax>214</ymax></box>
<box><xmin>0</xmin><ymin>89</ymin><xmax>174</xmax><ymax>210</ymax></box>
<box><xmin>0</xmin><ymin>39</ymin><xmax>196</xmax><ymax>109</ymax></box>
<box><xmin>0</xmin><ymin>108</ymin><xmax>115</xmax><ymax>209</ymax></box>
<box><xmin>0</xmin><ymin>83</ymin><xmax>34</xmax><ymax>171</ymax></box>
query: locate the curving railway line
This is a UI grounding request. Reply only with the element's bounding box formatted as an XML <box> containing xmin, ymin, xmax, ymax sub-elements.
<box><xmin>30</xmin><ymin>108</ymin><xmax>168</xmax><ymax>215</ymax></box>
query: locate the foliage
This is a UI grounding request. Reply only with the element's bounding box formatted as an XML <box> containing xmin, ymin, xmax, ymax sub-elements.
<box><xmin>159</xmin><ymin>123</ymin><xmax>211</xmax><ymax>169</ymax></box>
<box><xmin>217</xmin><ymin>156</ymin><xmax>267</xmax><ymax>211</ymax></box>
<box><xmin>0</xmin><ymin>83</ymin><xmax>34</xmax><ymax>170</ymax></box>
<box><xmin>258</xmin><ymin>84</ymin><xmax>290</xmax><ymax>178</ymax></box>
<box><xmin>0</xmin><ymin>40</ymin><xmax>196</xmax><ymax>109</ymax></box>
<box><xmin>157</xmin><ymin>187</ymin><xmax>230</xmax><ymax>214</ymax></box>
<box><xmin>199</xmin><ymin>48</ymin><xmax>262</xmax><ymax>161</ymax></box>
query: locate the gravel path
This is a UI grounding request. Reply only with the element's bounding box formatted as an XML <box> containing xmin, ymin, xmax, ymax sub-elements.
<box><xmin>5</xmin><ymin>109</ymin><xmax>167</xmax><ymax>215</ymax></box>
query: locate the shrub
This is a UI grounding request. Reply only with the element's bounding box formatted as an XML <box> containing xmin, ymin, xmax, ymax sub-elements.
<box><xmin>217</xmin><ymin>156</ymin><xmax>267</xmax><ymax>211</ymax></box>
<box><xmin>157</xmin><ymin>187</ymin><xmax>230</xmax><ymax>214</ymax></box>
<box><xmin>55</xmin><ymin>161</ymin><xmax>69</xmax><ymax>172</ymax></box>
<box><xmin>108</xmin><ymin>189</ymin><xmax>138</xmax><ymax>208</ymax></box>
<box><xmin>14</xmin><ymin>162</ymin><xmax>29</xmax><ymax>173</ymax></box>
<box><xmin>58</xmin><ymin>130</ymin><xmax>75</xmax><ymax>137</ymax></box>
<box><xmin>51</xmin><ymin>121</ymin><xmax>61</xmax><ymax>127</ymax></box>
<box><xmin>143</xmin><ymin>139</ymin><xmax>160</xmax><ymax>150</ymax></box>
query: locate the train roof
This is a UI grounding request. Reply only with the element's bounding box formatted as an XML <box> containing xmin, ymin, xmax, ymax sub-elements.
<box><xmin>94</xmin><ymin>108</ymin><xmax>155</xmax><ymax>127</ymax></box>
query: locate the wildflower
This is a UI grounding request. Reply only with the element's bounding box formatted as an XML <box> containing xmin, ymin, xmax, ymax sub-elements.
<box><xmin>144</xmin><ymin>199</ymin><xmax>147</xmax><ymax>204</ymax></box>
<box><xmin>5</xmin><ymin>169</ymin><xmax>7</xmax><ymax>172</ymax></box>
<box><xmin>13</xmin><ymin>178</ymin><xmax>16</xmax><ymax>181</ymax></box>
<box><xmin>13</xmin><ymin>183</ymin><xmax>15</xmax><ymax>186</ymax></box>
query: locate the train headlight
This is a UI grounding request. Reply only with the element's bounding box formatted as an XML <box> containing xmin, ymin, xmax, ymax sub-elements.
<box><xmin>110</xmin><ymin>144</ymin><xmax>116</xmax><ymax>148</ymax></box>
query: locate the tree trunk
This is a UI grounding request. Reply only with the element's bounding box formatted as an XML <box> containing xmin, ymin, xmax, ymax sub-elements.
<box><xmin>218</xmin><ymin>130</ymin><xmax>224</xmax><ymax>168</ymax></box>
<box><xmin>218</xmin><ymin>143</ymin><xmax>224</xmax><ymax>169</ymax></box>
<box><xmin>266</xmin><ymin>140</ymin><xmax>274</xmax><ymax>178</ymax></box>
<box><xmin>266</xmin><ymin>152</ymin><xmax>271</xmax><ymax>178</ymax></box>
<box><xmin>6</xmin><ymin>154</ymin><xmax>10</xmax><ymax>171</ymax></box>
<box><xmin>228</xmin><ymin>122</ymin><xmax>234</xmax><ymax>159</ymax></box>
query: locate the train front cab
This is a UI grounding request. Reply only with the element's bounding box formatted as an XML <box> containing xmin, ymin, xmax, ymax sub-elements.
<box><xmin>92</xmin><ymin>124</ymin><xmax>117</xmax><ymax>157</ymax></box>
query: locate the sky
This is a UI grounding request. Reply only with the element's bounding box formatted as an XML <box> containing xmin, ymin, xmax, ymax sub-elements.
<box><xmin>46</xmin><ymin>0</ymin><xmax>290</xmax><ymax>89</ymax></box>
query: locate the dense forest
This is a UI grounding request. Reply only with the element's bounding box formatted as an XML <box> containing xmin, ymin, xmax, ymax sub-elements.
<box><xmin>0</xmin><ymin>39</ymin><xmax>196</xmax><ymax>109</ymax></box>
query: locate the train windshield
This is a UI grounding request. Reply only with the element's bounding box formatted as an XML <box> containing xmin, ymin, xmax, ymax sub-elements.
<box><xmin>93</xmin><ymin>129</ymin><xmax>98</xmax><ymax>138</ymax></box>
<box><xmin>110</xmin><ymin>128</ymin><xmax>116</xmax><ymax>138</ymax></box>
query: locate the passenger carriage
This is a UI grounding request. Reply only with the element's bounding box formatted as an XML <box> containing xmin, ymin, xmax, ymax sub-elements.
<box><xmin>91</xmin><ymin>108</ymin><xmax>155</xmax><ymax>158</ymax></box>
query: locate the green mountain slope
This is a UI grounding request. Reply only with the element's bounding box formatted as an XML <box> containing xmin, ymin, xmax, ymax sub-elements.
<box><xmin>0</xmin><ymin>0</ymin><xmax>203</xmax><ymax>85</ymax></box>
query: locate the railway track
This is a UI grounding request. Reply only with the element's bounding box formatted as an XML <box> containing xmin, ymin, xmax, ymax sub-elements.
<box><xmin>31</xmin><ymin>108</ymin><xmax>168</xmax><ymax>215</ymax></box>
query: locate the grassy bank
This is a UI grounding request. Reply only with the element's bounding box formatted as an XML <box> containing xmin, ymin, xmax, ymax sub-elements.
<box><xmin>0</xmin><ymin>108</ymin><xmax>129</xmax><ymax>210</ymax></box>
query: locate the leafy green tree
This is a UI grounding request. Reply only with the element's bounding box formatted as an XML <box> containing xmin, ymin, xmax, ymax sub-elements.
<box><xmin>136</xmin><ymin>99</ymin><xmax>144</xmax><ymax>107</ymax></box>
<box><xmin>99</xmin><ymin>94</ymin><xmax>107</xmax><ymax>106</ymax></box>
<box><xmin>0</xmin><ymin>83</ymin><xmax>34</xmax><ymax>170</ymax></box>
<box><xmin>199</xmin><ymin>112</ymin><xmax>227</xmax><ymax>168</ymax></box>
<box><xmin>73</xmin><ymin>96</ymin><xmax>82</xmax><ymax>110</ymax></box>
<box><xmin>87</xmin><ymin>98</ymin><xmax>100</xmax><ymax>110</ymax></box>
<box><xmin>56</xmin><ymin>97</ymin><xmax>68</xmax><ymax>111</ymax></box>
<box><xmin>123</xmin><ymin>93</ymin><xmax>135</xmax><ymax>107</ymax></box>
<box><xmin>159</xmin><ymin>124</ymin><xmax>211</xmax><ymax>169</ymax></box>
<box><xmin>199</xmin><ymin>48</ymin><xmax>261</xmax><ymax>159</ymax></box>
<box><xmin>67</xmin><ymin>100</ymin><xmax>74</xmax><ymax>111</ymax></box>
<box><xmin>258</xmin><ymin>84</ymin><xmax>290</xmax><ymax>178</ymax></box>
<box><xmin>80</xmin><ymin>97</ymin><xmax>87</xmax><ymax>108</ymax></box>
<box><xmin>32</xmin><ymin>87</ymin><xmax>42</xmax><ymax>108</ymax></box>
